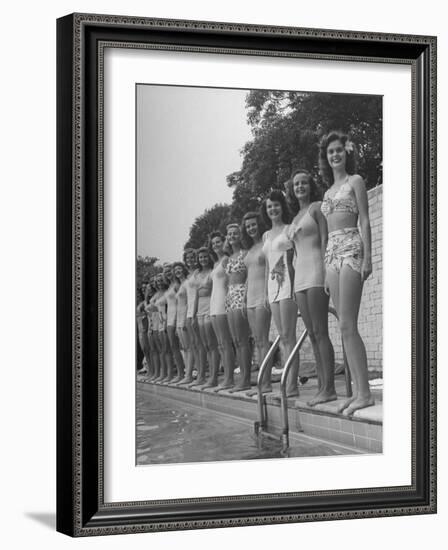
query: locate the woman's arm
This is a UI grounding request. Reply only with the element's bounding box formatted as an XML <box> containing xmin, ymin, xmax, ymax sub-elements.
<box><xmin>191</xmin><ymin>271</ymin><xmax>199</xmax><ymax>319</ymax></box>
<box><xmin>351</xmin><ymin>175</ymin><xmax>372</xmax><ymax>281</ymax></box>
<box><xmin>261</xmin><ymin>232</ymin><xmax>270</xmax><ymax>309</ymax></box>
<box><xmin>312</xmin><ymin>201</ymin><xmax>328</xmax><ymax>260</ymax></box>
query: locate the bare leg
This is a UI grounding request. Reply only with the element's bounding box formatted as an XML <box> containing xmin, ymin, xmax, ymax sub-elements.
<box><xmin>138</xmin><ymin>330</ymin><xmax>151</xmax><ymax>376</ymax></box>
<box><xmin>337</xmin><ymin>265</ymin><xmax>374</xmax><ymax>415</ymax></box>
<box><xmin>177</xmin><ymin>325</ymin><xmax>194</xmax><ymax>384</ymax></box>
<box><xmin>167</xmin><ymin>325</ymin><xmax>185</xmax><ymax>383</ymax></box>
<box><xmin>148</xmin><ymin>332</ymin><xmax>160</xmax><ymax>381</ymax></box>
<box><xmin>228</xmin><ymin>310</ymin><xmax>251</xmax><ymax>392</ymax></box>
<box><xmin>326</xmin><ymin>267</ymin><xmax>355</xmax><ymax>411</ymax></box>
<box><xmin>160</xmin><ymin>332</ymin><xmax>174</xmax><ymax>383</ymax></box>
<box><xmin>296</xmin><ymin>288</ymin><xmax>337</xmax><ymax>405</ymax></box>
<box><xmin>153</xmin><ymin>332</ymin><xmax>166</xmax><ymax>382</ymax></box>
<box><xmin>280</xmin><ymin>298</ymin><xmax>299</xmax><ymax>397</ymax></box>
<box><xmin>246</xmin><ymin>307</ymin><xmax>272</xmax><ymax>396</ymax></box>
<box><xmin>200</xmin><ymin>317</ymin><xmax>220</xmax><ymax>388</ymax></box>
<box><xmin>271</xmin><ymin>300</ymin><xmax>299</xmax><ymax>397</ymax></box>
<box><xmin>189</xmin><ymin>318</ymin><xmax>207</xmax><ymax>386</ymax></box>
<box><xmin>212</xmin><ymin>315</ymin><xmax>235</xmax><ymax>391</ymax></box>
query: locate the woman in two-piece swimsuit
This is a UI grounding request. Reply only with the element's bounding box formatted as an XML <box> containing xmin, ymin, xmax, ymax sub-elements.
<box><xmin>183</xmin><ymin>248</ymin><xmax>207</xmax><ymax>387</ymax></box>
<box><xmin>286</xmin><ymin>169</ymin><xmax>337</xmax><ymax>405</ymax></box>
<box><xmin>209</xmin><ymin>231</ymin><xmax>235</xmax><ymax>391</ymax></box>
<box><xmin>162</xmin><ymin>263</ymin><xmax>185</xmax><ymax>384</ymax></box>
<box><xmin>319</xmin><ymin>130</ymin><xmax>374</xmax><ymax>415</ymax></box>
<box><xmin>194</xmin><ymin>247</ymin><xmax>220</xmax><ymax>388</ymax></box>
<box><xmin>261</xmin><ymin>189</ymin><xmax>299</xmax><ymax>398</ymax></box>
<box><xmin>155</xmin><ymin>271</ymin><xmax>175</xmax><ymax>383</ymax></box>
<box><xmin>225</xmin><ymin>223</ymin><xmax>252</xmax><ymax>392</ymax></box>
<box><xmin>172</xmin><ymin>261</ymin><xmax>189</xmax><ymax>383</ymax></box>
<box><xmin>241</xmin><ymin>212</ymin><xmax>272</xmax><ymax>396</ymax></box>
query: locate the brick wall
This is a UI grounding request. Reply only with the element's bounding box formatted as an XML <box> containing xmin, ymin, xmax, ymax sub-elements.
<box><xmin>269</xmin><ymin>185</ymin><xmax>383</xmax><ymax>373</ymax></box>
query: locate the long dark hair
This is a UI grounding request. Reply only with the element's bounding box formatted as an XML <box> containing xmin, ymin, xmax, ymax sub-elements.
<box><xmin>318</xmin><ymin>130</ymin><xmax>359</xmax><ymax>186</ymax></box>
<box><xmin>260</xmin><ymin>189</ymin><xmax>291</xmax><ymax>228</ymax></box>
<box><xmin>241</xmin><ymin>211</ymin><xmax>266</xmax><ymax>249</ymax></box>
<box><xmin>207</xmin><ymin>230</ymin><xmax>226</xmax><ymax>262</ymax></box>
<box><xmin>286</xmin><ymin>169</ymin><xmax>321</xmax><ymax>215</ymax></box>
<box><xmin>197</xmin><ymin>246</ymin><xmax>214</xmax><ymax>271</ymax></box>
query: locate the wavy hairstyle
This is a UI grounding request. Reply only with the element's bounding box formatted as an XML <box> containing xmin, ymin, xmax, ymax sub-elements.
<box><xmin>183</xmin><ymin>247</ymin><xmax>198</xmax><ymax>270</ymax></box>
<box><xmin>241</xmin><ymin>211</ymin><xmax>266</xmax><ymax>249</ymax></box>
<box><xmin>197</xmin><ymin>246</ymin><xmax>214</xmax><ymax>270</ymax></box>
<box><xmin>155</xmin><ymin>271</ymin><xmax>169</xmax><ymax>291</ymax></box>
<box><xmin>208</xmin><ymin>230</ymin><xmax>226</xmax><ymax>262</ymax></box>
<box><xmin>318</xmin><ymin>130</ymin><xmax>359</xmax><ymax>186</ymax></box>
<box><xmin>260</xmin><ymin>189</ymin><xmax>291</xmax><ymax>228</ymax></box>
<box><xmin>171</xmin><ymin>261</ymin><xmax>188</xmax><ymax>283</ymax></box>
<box><xmin>225</xmin><ymin>222</ymin><xmax>244</xmax><ymax>254</ymax></box>
<box><xmin>286</xmin><ymin>169</ymin><xmax>322</xmax><ymax>216</ymax></box>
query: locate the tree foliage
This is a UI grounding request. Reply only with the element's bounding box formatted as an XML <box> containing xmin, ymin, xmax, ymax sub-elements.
<box><xmin>136</xmin><ymin>255</ymin><xmax>159</xmax><ymax>290</ymax></box>
<box><xmin>185</xmin><ymin>90</ymin><xmax>382</xmax><ymax>252</ymax></box>
<box><xmin>184</xmin><ymin>203</ymin><xmax>232</xmax><ymax>250</ymax></box>
<box><xmin>227</xmin><ymin>91</ymin><xmax>382</xmax><ymax>209</ymax></box>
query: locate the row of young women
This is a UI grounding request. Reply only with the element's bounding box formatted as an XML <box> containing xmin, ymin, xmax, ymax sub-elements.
<box><xmin>137</xmin><ymin>131</ymin><xmax>375</xmax><ymax>415</ymax></box>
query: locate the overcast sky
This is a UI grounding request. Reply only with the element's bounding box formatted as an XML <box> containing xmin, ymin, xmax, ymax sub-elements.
<box><xmin>137</xmin><ymin>84</ymin><xmax>252</xmax><ymax>263</ymax></box>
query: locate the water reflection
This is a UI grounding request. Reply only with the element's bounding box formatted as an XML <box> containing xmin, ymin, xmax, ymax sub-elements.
<box><xmin>136</xmin><ymin>391</ymin><xmax>354</xmax><ymax>465</ymax></box>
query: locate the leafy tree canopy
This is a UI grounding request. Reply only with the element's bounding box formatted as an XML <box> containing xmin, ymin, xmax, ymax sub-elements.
<box><xmin>184</xmin><ymin>203</ymin><xmax>232</xmax><ymax>250</ymax></box>
<box><xmin>136</xmin><ymin>255</ymin><xmax>159</xmax><ymax>291</ymax></box>
<box><xmin>185</xmin><ymin>90</ymin><xmax>382</xmax><ymax>252</ymax></box>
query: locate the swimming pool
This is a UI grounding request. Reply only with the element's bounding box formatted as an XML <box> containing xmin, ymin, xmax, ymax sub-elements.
<box><xmin>137</xmin><ymin>384</ymin><xmax>359</xmax><ymax>465</ymax></box>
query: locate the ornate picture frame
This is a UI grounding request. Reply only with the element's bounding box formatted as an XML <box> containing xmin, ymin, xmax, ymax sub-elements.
<box><xmin>56</xmin><ymin>13</ymin><xmax>436</xmax><ymax>536</ymax></box>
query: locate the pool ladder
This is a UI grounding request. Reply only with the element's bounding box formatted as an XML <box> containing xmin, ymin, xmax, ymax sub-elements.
<box><xmin>253</xmin><ymin>307</ymin><xmax>352</xmax><ymax>452</ymax></box>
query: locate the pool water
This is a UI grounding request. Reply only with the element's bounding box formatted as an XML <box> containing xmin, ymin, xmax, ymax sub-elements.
<box><xmin>136</xmin><ymin>385</ymin><xmax>357</xmax><ymax>465</ymax></box>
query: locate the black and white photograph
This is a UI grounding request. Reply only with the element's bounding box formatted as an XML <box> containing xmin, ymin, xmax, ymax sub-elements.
<box><xmin>135</xmin><ymin>84</ymin><xmax>383</xmax><ymax>465</ymax></box>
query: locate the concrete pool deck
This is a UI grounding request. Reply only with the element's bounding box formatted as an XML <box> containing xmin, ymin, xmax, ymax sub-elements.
<box><xmin>137</xmin><ymin>373</ymin><xmax>383</xmax><ymax>454</ymax></box>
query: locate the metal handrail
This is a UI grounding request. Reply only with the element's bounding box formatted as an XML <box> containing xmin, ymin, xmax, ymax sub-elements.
<box><xmin>255</xmin><ymin>335</ymin><xmax>280</xmax><ymax>433</ymax></box>
<box><xmin>279</xmin><ymin>328</ymin><xmax>308</xmax><ymax>449</ymax></box>
<box><xmin>279</xmin><ymin>306</ymin><xmax>352</xmax><ymax>450</ymax></box>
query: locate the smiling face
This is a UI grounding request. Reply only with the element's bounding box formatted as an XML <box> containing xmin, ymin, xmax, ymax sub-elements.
<box><xmin>326</xmin><ymin>139</ymin><xmax>346</xmax><ymax>170</ymax></box>
<box><xmin>244</xmin><ymin>217</ymin><xmax>259</xmax><ymax>240</ymax></box>
<box><xmin>173</xmin><ymin>264</ymin><xmax>184</xmax><ymax>280</ymax></box>
<box><xmin>156</xmin><ymin>273</ymin><xmax>165</xmax><ymax>289</ymax></box>
<box><xmin>211</xmin><ymin>235</ymin><xmax>224</xmax><ymax>255</ymax></box>
<box><xmin>198</xmin><ymin>251</ymin><xmax>210</xmax><ymax>268</ymax></box>
<box><xmin>185</xmin><ymin>252</ymin><xmax>196</xmax><ymax>270</ymax></box>
<box><xmin>293</xmin><ymin>173</ymin><xmax>311</xmax><ymax>201</ymax></box>
<box><xmin>163</xmin><ymin>263</ymin><xmax>173</xmax><ymax>281</ymax></box>
<box><xmin>227</xmin><ymin>225</ymin><xmax>241</xmax><ymax>246</ymax></box>
<box><xmin>266</xmin><ymin>199</ymin><xmax>282</xmax><ymax>222</ymax></box>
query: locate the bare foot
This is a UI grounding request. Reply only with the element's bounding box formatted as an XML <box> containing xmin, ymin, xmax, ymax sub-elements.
<box><xmin>189</xmin><ymin>378</ymin><xmax>206</xmax><ymax>388</ymax></box>
<box><xmin>202</xmin><ymin>380</ymin><xmax>218</xmax><ymax>389</ymax></box>
<box><xmin>177</xmin><ymin>377</ymin><xmax>194</xmax><ymax>385</ymax></box>
<box><xmin>228</xmin><ymin>384</ymin><xmax>252</xmax><ymax>393</ymax></box>
<box><xmin>246</xmin><ymin>385</ymin><xmax>272</xmax><ymax>398</ymax></box>
<box><xmin>214</xmin><ymin>383</ymin><xmax>234</xmax><ymax>393</ymax></box>
<box><xmin>342</xmin><ymin>396</ymin><xmax>375</xmax><ymax>416</ymax></box>
<box><xmin>336</xmin><ymin>396</ymin><xmax>356</xmax><ymax>413</ymax></box>
<box><xmin>307</xmin><ymin>391</ymin><xmax>338</xmax><ymax>407</ymax></box>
